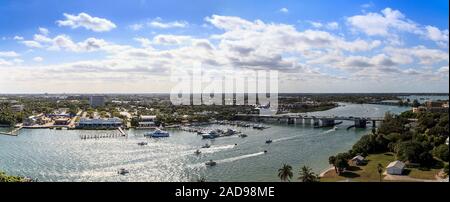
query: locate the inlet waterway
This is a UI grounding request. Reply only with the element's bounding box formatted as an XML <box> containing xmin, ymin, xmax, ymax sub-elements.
<box><xmin>1</xmin><ymin>103</ymin><xmax>411</xmax><ymax>182</ymax></box>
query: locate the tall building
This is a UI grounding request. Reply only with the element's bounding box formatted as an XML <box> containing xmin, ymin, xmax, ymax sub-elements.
<box><xmin>89</xmin><ymin>96</ymin><xmax>105</xmax><ymax>107</ymax></box>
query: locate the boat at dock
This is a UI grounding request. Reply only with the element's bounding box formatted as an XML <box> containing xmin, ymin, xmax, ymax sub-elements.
<box><xmin>144</xmin><ymin>129</ymin><xmax>170</xmax><ymax>138</ymax></box>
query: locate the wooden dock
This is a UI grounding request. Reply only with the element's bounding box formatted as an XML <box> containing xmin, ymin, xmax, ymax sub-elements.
<box><xmin>0</xmin><ymin>126</ymin><xmax>22</xmax><ymax>136</ymax></box>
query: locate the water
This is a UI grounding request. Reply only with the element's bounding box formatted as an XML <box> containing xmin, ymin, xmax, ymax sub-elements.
<box><xmin>0</xmin><ymin>103</ymin><xmax>410</xmax><ymax>182</ymax></box>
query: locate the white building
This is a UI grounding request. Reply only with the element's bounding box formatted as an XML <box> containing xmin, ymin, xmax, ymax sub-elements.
<box><xmin>138</xmin><ymin>115</ymin><xmax>157</xmax><ymax>128</ymax></box>
<box><xmin>89</xmin><ymin>96</ymin><xmax>105</xmax><ymax>107</ymax></box>
<box><xmin>78</xmin><ymin>117</ymin><xmax>123</xmax><ymax>129</ymax></box>
<box><xmin>386</xmin><ymin>160</ymin><xmax>406</xmax><ymax>175</ymax></box>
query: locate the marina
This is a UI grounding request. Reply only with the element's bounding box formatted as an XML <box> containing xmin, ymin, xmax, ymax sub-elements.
<box><xmin>0</xmin><ymin>103</ymin><xmax>411</xmax><ymax>182</ymax></box>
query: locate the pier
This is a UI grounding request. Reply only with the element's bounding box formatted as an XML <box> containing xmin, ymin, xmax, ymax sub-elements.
<box><xmin>80</xmin><ymin>127</ymin><xmax>127</xmax><ymax>140</ymax></box>
<box><xmin>0</xmin><ymin>126</ymin><xmax>23</xmax><ymax>136</ymax></box>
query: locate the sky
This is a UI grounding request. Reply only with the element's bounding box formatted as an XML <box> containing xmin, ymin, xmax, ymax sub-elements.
<box><xmin>0</xmin><ymin>0</ymin><xmax>448</xmax><ymax>93</ymax></box>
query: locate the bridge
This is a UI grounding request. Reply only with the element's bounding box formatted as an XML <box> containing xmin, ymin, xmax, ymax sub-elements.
<box><xmin>235</xmin><ymin>114</ymin><xmax>385</xmax><ymax>128</ymax></box>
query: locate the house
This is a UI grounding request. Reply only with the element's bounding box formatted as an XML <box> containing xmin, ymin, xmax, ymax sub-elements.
<box><xmin>350</xmin><ymin>155</ymin><xmax>365</xmax><ymax>166</ymax></box>
<box><xmin>386</xmin><ymin>160</ymin><xmax>406</xmax><ymax>175</ymax></box>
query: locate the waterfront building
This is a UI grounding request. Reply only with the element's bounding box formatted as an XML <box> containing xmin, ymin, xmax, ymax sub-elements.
<box><xmin>138</xmin><ymin>115</ymin><xmax>157</xmax><ymax>128</ymax></box>
<box><xmin>77</xmin><ymin>117</ymin><xmax>123</xmax><ymax>129</ymax></box>
<box><xmin>89</xmin><ymin>96</ymin><xmax>105</xmax><ymax>107</ymax></box>
<box><xmin>24</xmin><ymin>114</ymin><xmax>51</xmax><ymax>126</ymax></box>
<box><xmin>386</xmin><ymin>160</ymin><xmax>405</xmax><ymax>175</ymax></box>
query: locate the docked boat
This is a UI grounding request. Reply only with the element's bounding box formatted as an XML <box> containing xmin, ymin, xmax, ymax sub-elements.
<box><xmin>201</xmin><ymin>143</ymin><xmax>211</xmax><ymax>148</ymax></box>
<box><xmin>205</xmin><ymin>160</ymin><xmax>217</xmax><ymax>166</ymax></box>
<box><xmin>253</xmin><ymin>124</ymin><xmax>268</xmax><ymax>130</ymax></box>
<box><xmin>118</xmin><ymin>168</ymin><xmax>129</xmax><ymax>175</ymax></box>
<box><xmin>144</xmin><ymin>129</ymin><xmax>170</xmax><ymax>138</ymax></box>
<box><xmin>202</xmin><ymin>130</ymin><xmax>220</xmax><ymax>139</ymax></box>
<box><xmin>239</xmin><ymin>133</ymin><xmax>248</xmax><ymax>138</ymax></box>
<box><xmin>265</xmin><ymin>139</ymin><xmax>273</xmax><ymax>144</ymax></box>
<box><xmin>137</xmin><ymin>142</ymin><xmax>148</xmax><ymax>146</ymax></box>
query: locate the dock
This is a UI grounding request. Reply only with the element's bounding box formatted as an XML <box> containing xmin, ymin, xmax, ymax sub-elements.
<box><xmin>80</xmin><ymin>127</ymin><xmax>127</xmax><ymax>140</ymax></box>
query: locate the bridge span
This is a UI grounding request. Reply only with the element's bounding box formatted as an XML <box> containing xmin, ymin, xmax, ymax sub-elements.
<box><xmin>235</xmin><ymin>114</ymin><xmax>384</xmax><ymax>128</ymax></box>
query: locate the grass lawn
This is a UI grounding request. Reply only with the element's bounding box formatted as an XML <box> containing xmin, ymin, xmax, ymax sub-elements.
<box><xmin>320</xmin><ymin>152</ymin><xmax>445</xmax><ymax>182</ymax></box>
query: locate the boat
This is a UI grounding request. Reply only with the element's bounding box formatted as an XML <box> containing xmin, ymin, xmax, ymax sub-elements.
<box><xmin>118</xmin><ymin>168</ymin><xmax>129</xmax><ymax>175</ymax></box>
<box><xmin>202</xmin><ymin>130</ymin><xmax>220</xmax><ymax>139</ymax></box>
<box><xmin>253</xmin><ymin>124</ymin><xmax>268</xmax><ymax>130</ymax></box>
<box><xmin>265</xmin><ymin>139</ymin><xmax>273</xmax><ymax>144</ymax></box>
<box><xmin>194</xmin><ymin>149</ymin><xmax>201</xmax><ymax>155</ymax></box>
<box><xmin>201</xmin><ymin>143</ymin><xmax>211</xmax><ymax>148</ymax></box>
<box><xmin>205</xmin><ymin>160</ymin><xmax>217</xmax><ymax>166</ymax></box>
<box><xmin>144</xmin><ymin>129</ymin><xmax>170</xmax><ymax>138</ymax></box>
<box><xmin>239</xmin><ymin>134</ymin><xmax>248</xmax><ymax>138</ymax></box>
<box><xmin>137</xmin><ymin>142</ymin><xmax>148</xmax><ymax>146</ymax></box>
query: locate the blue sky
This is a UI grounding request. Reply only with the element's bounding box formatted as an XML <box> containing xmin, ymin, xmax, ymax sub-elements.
<box><xmin>0</xmin><ymin>0</ymin><xmax>448</xmax><ymax>93</ymax></box>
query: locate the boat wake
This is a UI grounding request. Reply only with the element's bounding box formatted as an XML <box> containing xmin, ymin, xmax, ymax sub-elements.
<box><xmin>272</xmin><ymin>135</ymin><xmax>303</xmax><ymax>143</ymax></box>
<box><xmin>200</xmin><ymin>144</ymin><xmax>236</xmax><ymax>154</ymax></box>
<box><xmin>322</xmin><ymin>127</ymin><xmax>337</xmax><ymax>134</ymax></box>
<box><xmin>216</xmin><ymin>152</ymin><xmax>265</xmax><ymax>164</ymax></box>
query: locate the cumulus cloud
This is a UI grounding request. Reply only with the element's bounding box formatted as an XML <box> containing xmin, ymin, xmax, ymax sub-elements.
<box><xmin>13</xmin><ymin>36</ymin><xmax>24</xmax><ymax>40</ymax></box>
<box><xmin>148</xmin><ymin>18</ymin><xmax>188</xmax><ymax>29</ymax></box>
<box><xmin>57</xmin><ymin>13</ymin><xmax>117</xmax><ymax>32</ymax></box>
<box><xmin>39</xmin><ymin>27</ymin><xmax>50</xmax><ymax>35</ymax></box>
<box><xmin>279</xmin><ymin>8</ymin><xmax>289</xmax><ymax>13</ymax></box>
<box><xmin>347</xmin><ymin>8</ymin><xmax>420</xmax><ymax>36</ymax></box>
<box><xmin>0</xmin><ymin>51</ymin><xmax>20</xmax><ymax>57</ymax></box>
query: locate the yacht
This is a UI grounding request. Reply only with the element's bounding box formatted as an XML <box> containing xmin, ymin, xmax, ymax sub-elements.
<box><xmin>205</xmin><ymin>160</ymin><xmax>217</xmax><ymax>166</ymax></box>
<box><xmin>144</xmin><ymin>129</ymin><xmax>170</xmax><ymax>138</ymax></box>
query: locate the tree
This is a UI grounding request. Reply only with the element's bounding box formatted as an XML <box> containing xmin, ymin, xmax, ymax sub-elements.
<box><xmin>377</xmin><ymin>163</ymin><xmax>383</xmax><ymax>182</ymax></box>
<box><xmin>334</xmin><ymin>153</ymin><xmax>350</xmax><ymax>174</ymax></box>
<box><xmin>328</xmin><ymin>156</ymin><xmax>337</xmax><ymax>173</ymax></box>
<box><xmin>433</xmin><ymin>144</ymin><xmax>449</xmax><ymax>162</ymax></box>
<box><xmin>298</xmin><ymin>166</ymin><xmax>319</xmax><ymax>182</ymax></box>
<box><xmin>277</xmin><ymin>164</ymin><xmax>293</xmax><ymax>182</ymax></box>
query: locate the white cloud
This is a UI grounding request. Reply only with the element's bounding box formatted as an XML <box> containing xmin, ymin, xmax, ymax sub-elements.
<box><xmin>0</xmin><ymin>51</ymin><xmax>20</xmax><ymax>57</ymax></box>
<box><xmin>424</xmin><ymin>26</ymin><xmax>449</xmax><ymax>43</ymax></box>
<box><xmin>21</xmin><ymin>40</ymin><xmax>43</xmax><ymax>48</ymax></box>
<box><xmin>129</xmin><ymin>23</ymin><xmax>144</xmax><ymax>31</ymax></box>
<box><xmin>148</xmin><ymin>18</ymin><xmax>188</xmax><ymax>29</ymax></box>
<box><xmin>33</xmin><ymin>57</ymin><xmax>44</xmax><ymax>62</ymax></box>
<box><xmin>309</xmin><ymin>21</ymin><xmax>323</xmax><ymax>28</ymax></box>
<box><xmin>57</xmin><ymin>13</ymin><xmax>117</xmax><ymax>32</ymax></box>
<box><xmin>13</xmin><ymin>36</ymin><xmax>24</xmax><ymax>40</ymax></box>
<box><xmin>326</xmin><ymin>22</ymin><xmax>339</xmax><ymax>30</ymax></box>
<box><xmin>279</xmin><ymin>8</ymin><xmax>289</xmax><ymax>13</ymax></box>
<box><xmin>347</xmin><ymin>8</ymin><xmax>420</xmax><ymax>36</ymax></box>
<box><xmin>39</xmin><ymin>27</ymin><xmax>50</xmax><ymax>36</ymax></box>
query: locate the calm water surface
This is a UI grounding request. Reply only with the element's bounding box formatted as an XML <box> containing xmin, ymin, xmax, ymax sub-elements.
<box><xmin>0</xmin><ymin>103</ymin><xmax>410</xmax><ymax>182</ymax></box>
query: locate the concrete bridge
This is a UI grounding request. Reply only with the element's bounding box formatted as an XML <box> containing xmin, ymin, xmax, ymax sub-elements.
<box><xmin>235</xmin><ymin>114</ymin><xmax>384</xmax><ymax>128</ymax></box>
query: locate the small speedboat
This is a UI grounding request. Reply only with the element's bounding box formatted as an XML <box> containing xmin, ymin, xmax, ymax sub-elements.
<box><xmin>265</xmin><ymin>139</ymin><xmax>273</xmax><ymax>144</ymax></box>
<box><xmin>137</xmin><ymin>142</ymin><xmax>148</xmax><ymax>146</ymax></box>
<box><xmin>194</xmin><ymin>149</ymin><xmax>201</xmax><ymax>155</ymax></box>
<box><xmin>205</xmin><ymin>160</ymin><xmax>217</xmax><ymax>166</ymax></box>
<box><xmin>201</xmin><ymin>144</ymin><xmax>211</xmax><ymax>148</ymax></box>
<box><xmin>118</xmin><ymin>168</ymin><xmax>129</xmax><ymax>175</ymax></box>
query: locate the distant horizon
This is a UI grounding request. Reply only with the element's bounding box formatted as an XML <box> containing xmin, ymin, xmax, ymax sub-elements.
<box><xmin>1</xmin><ymin>92</ymin><xmax>449</xmax><ymax>95</ymax></box>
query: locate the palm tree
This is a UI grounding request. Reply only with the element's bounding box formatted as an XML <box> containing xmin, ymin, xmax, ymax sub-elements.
<box><xmin>298</xmin><ymin>166</ymin><xmax>319</xmax><ymax>182</ymax></box>
<box><xmin>278</xmin><ymin>164</ymin><xmax>293</xmax><ymax>182</ymax></box>
<box><xmin>377</xmin><ymin>163</ymin><xmax>383</xmax><ymax>182</ymax></box>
